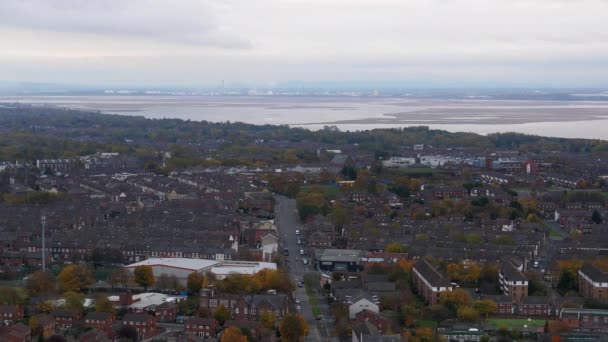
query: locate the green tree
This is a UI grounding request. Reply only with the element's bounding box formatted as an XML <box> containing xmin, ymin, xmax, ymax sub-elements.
<box><xmin>558</xmin><ymin>270</ymin><xmax>578</xmax><ymax>293</ymax></box>
<box><xmin>386</xmin><ymin>242</ymin><xmax>408</xmax><ymax>253</ymax></box>
<box><xmin>261</xmin><ymin>310</ymin><xmax>277</xmax><ymax>330</ymax></box>
<box><xmin>0</xmin><ymin>286</ymin><xmax>24</xmax><ymax>305</ymax></box>
<box><xmin>279</xmin><ymin>313</ymin><xmax>309</xmax><ymax>342</ymax></box>
<box><xmin>341</xmin><ymin>166</ymin><xmax>357</xmax><ymax>181</ymax></box>
<box><xmin>133</xmin><ymin>265</ymin><xmax>155</xmax><ymax>291</ymax></box>
<box><xmin>36</xmin><ymin>300</ymin><xmax>55</xmax><ymax>313</ymax></box>
<box><xmin>95</xmin><ymin>295</ymin><xmax>115</xmax><ymax>314</ymax></box>
<box><xmin>214</xmin><ymin>304</ymin><xmax>230</xmax><ymax>326</ymax></box>
<box><xmin>457</xmin><ymin>306</ymin><xmax>480</xmax><ymax>322</ymax></box>
<box><xmin>29</xmin><ymin>315</ymin><xmax>41</xmax><ymax>336</ymax></box>
<box><xmin>592</xmin><ymin>210</ymin><xmax>603</xmax><ymax>224</ymax></box>
<box><xmin>108</xmin><ymin>267</ymin><xmax>131</xmax><ymax>288</ymax></box>
<box><xmin>63</xmin><ymin>291</ymin><xmax>85</xmax><ymax>311</ymax></box>
<box><xmin>473</xmin><ymin>300</ymin><xmax>498</xmax><ymax>320</ymax></box>
<box><xmin>187</xmin><ymin>272</ymin><xmax>205</xmax><ymax>293</ymax></box>
<box><xmin>296</xmin><ymin>189</ymin><xmax>329</xmax><ymax>221</ymax></box>
<box><xmin>329</xmin><ymin>203</ymin><xmax>351</xmax><ymax>228</ymax></box>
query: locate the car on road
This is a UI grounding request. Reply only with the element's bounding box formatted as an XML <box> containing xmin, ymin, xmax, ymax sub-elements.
<box><xmin>294</xmin><ymin>298</ymin><xmax>300</xmax><ymax>304</ymax></box>
<box><xmin>299</xmin><ymin>249</ymin><xmax>305</xmax><ymax>255</ymax></box>
<box><xmin>284</xmin><ymin>248</ymin><xmax>289</xmax><ymax>256</ymax></box>
<box><xmin>297</xmin><ymin>238</ymin><xmax>301</xmax><ymax>244</ymax></box>
<box><xmin>302</xmin><ymin>258</ymin><xmax>308</xmax><ymax>265</ymax></box>
<box><xmin>297</xmin><ymin>281</ymin><xmax>303</xmax><ymax>288</ymax></box>
<box><xmin>295</xmin><ymin>229</ymin><xmax>300</xmax><ymax>235</ymax></box>
<box><xmin>296</xmin><ymin>305</ymin><xmax>301</xmax><ymax>311</ymax></box>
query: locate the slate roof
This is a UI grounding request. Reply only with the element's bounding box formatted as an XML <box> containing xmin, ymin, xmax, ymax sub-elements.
<box><xmin>499</xmin><ymin>262</ymin><xmax>528</xmax><ymax>282</ymax></box>
<box><xmin>246</xmin><ymin>294</ymin><xmax>288</xmax><ymax>310</ymax></box>
<box><xmin>123</xmin><ymin>313</ymin><xmax>153</xmax><ymax>323</ymax></box>
<box><xmin>413</xmin><ymin>259</ymin><xmax>451</xmax><ymax>287</ymax></box>
<box><xmin>85</xmin><ymin>311</ymin><xmax>113</xmax><ymax>321</ymax></box>
<box><xmin>483</xmin><ymin>295</ymin><xmax>512</xmax><ymax>304</ymax></box>
<box><xmin>580</xmin><ymin>262</ymin><xmax>608</xmax><ymax>282</ymax></box>
<box><xmin>316</xmin><ymin>248</ymin><xmax>363</xmax><ymax>263</ymax></box>
<box><xmin>521</xmin><ymin>296</ymin><xmax>550</xmax><ymax>305</ymax></box>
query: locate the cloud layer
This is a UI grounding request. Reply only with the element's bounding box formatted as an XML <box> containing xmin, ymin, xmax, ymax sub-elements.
<box><xmin>0</xmin><ymin>0</ymin><xmax>250</xmax><ymax>48</ymax></box>
<box><xmin>1</xmin><ymin>0</ymin><xmax>608</xmax><ymax>86</ymax></box>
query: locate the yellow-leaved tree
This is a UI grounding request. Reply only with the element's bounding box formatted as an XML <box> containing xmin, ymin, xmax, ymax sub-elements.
<box><xmin>133</xmin><ymin>265</ymin><xmax>155</xmax><ymax>291</ymax></box>
<box><xmin>57</xmin><ymin>265</ymin><xmax>94</xmax><ymax>293</ymax></box>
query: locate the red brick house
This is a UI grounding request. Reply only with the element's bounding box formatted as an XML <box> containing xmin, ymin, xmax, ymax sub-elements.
<box><xmin>199</xmin><ymin>289</ymin><xmax>289</xmax><ymax>321</ymax></box>
<box><xmin>122</xmin><ymin>313</ymin><xmax>157</xmax><ymax>340</ymax></box>
<box><xmin>153</xmin><ymin>302</ymin><xmax>177</xmax><ymax>322</ymax></box>
<box><xmin>51</xmin><ymin>309</ymin><xmax>83</xmax><ymax>329</ymax></box>
<box><xmin>0</xmin><ymin>305</ymin><xmax>24</xmax><ymax>324</ymax></box>
<box><xmin>354</xmin><ymin>310</ymin><xmax>391</xmax><ymax>334</ymax></box>
<box><xmin>36</xmin><ymin>315</ymin><xmax>56</xmax><ymax>339</ymax></box>
<box><xmin>184</xmin><ymin>317</ymin><xmax>218</xmax><ymax>338</ymax></box>
<box><xmin>412</xmin><ymin>259</ymin><xmax>452</xmax><ymax>305</ymax></box>
<box><xmin>484</xmin><ymin>295</ymin><xmax>513</xmax><ymax>315</ymax></box>
<box><xmin>519</xmin><ymin>296</ymin><xmax>550</xmax><ymax>316</ymax></box>
<box><xmin>0</xmin><ymin>323</ymin><xmax>31</xmax><ymax>342</ymax></box>
<box><xmin>560</xmin><ymin>308</ymin><xmax>608</xmax><ymax>329</ymax></box>
<box><xmin>84</xmin><ymin>311</ymin><xmax>115</xmax><ymax>329</ymax></box>
<box><xmin>522</xmin><ymin>159</ymin><xmax>538</xmax><ymax>174</ymax></box>
<box><xmin>224</xmin><ymin>320</ymin><xmax>263</xmax><ymax>340</ymax></box>
<box><xmin>578</xmin><ymin>263</ymin><xmax>608</xmax><ymax>300</ymax></box>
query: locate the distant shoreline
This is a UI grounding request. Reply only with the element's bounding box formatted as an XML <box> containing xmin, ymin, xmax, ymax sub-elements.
<box><xmin>2</xmin><ymin>95</ymin><xmax>608</xmax><ymax>140</ymax></box>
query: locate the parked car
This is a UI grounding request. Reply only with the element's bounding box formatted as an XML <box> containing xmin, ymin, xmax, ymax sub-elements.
<box><xmin>295</xmin><ymin>229</ymin><xmax>300</xmax><ymax>235</ymax></box>
<box><xmin>295</xmin><ymin>298</ymin><xmax>300</xmax><ymax>304</ymax></box>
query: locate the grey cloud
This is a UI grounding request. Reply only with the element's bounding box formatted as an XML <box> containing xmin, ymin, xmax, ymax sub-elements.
<box><xmin>0</xmin><ymin>0</ymin><xmax>252</xmax><ymax>48</ymax></box>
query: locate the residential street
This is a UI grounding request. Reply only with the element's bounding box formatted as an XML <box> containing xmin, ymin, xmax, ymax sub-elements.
<box><xmin>275</xmin><ymin>196</ymin><xmax>331</xmax><ymax>342</ymax></box>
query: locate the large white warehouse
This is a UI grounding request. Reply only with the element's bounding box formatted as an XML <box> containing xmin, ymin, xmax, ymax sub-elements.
<box><xmin>124</xmin><ymin>258</ymin><xmax>277</xmax><ymax>285</ymax></box>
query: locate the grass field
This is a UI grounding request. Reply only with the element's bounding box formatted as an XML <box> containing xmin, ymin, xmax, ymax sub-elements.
<box><xmin>544</xmin><ymin>225</ymin><xmax>563</xmax><ymax>238</ymax></box>
<box><xmin>417</xmin><ymin>320</ymin><xmax>438</xmax><ymax>329</ymax></box>
<box><xmin>487</xmin><ymin>318</ymin><xmax>548</xmax><ymax>328</ymax></box>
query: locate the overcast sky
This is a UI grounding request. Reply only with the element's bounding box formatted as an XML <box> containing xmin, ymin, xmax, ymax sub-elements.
<box><xmin>2</xmin><ymin>0</ymin><xmax>608</xmax><ymax>88</ymax></box>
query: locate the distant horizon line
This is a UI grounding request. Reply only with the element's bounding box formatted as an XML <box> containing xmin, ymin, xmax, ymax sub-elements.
<box><xmin>1</xmin><ymin>80</ymin><xmax>608</xmax><ymax>93</ymax></box>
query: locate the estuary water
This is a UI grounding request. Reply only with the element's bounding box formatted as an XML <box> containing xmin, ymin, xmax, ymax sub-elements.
<box><xmin>2</xmin><ymin>95</ymin><xmax>608</xmax><ymax>140</ymax></box>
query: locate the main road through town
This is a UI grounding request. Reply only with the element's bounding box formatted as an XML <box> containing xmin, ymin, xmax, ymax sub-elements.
<box><xmin>275</xmin><ymin>196</ymin><xmax>330</xmax><ymax>342</ymax></box>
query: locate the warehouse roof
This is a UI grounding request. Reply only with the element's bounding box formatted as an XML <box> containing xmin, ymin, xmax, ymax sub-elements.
<box><xmin>124</xmin><ymin>258</ymin><xmax>220</xmax><ymax>271</ymax></box>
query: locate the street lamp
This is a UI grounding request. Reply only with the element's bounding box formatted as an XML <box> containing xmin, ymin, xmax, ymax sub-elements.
<box><xmin>41</xmin><ymin>214</ymin><xmax>46</xmax><ymax>272</ymax></box>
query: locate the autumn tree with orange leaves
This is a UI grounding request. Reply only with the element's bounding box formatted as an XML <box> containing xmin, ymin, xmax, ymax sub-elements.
<box><xmin>221</xmin><ymin>326</ymin><xmax>247</xmax><ymax>342</ymax></box>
